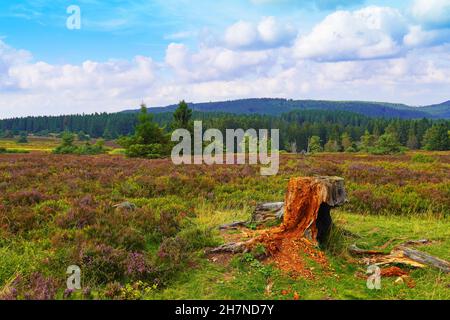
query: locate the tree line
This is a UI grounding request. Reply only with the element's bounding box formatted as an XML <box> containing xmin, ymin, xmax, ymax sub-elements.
<box><xmin>1</xmin><ymin>104</ymin><xmax>449</xmax><ymax>152</ymax></box>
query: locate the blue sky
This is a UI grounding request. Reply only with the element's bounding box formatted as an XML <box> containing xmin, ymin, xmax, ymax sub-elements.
<box><xmin>0</xmin><ymin>0</ymin><xmax>449</xmax><ymax>117</ymax></box>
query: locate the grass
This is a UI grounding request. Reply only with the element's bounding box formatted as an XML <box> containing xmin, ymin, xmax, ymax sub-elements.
<box><xmin>0</xmin><ymin>137</ymin><xmax>60</xmax><ymax>152</ymax></box>
<box><xmin>0</xmin><ymin>137</ymin><xmax>120</xmax><ymax>153</ymax></box>
<box><xmin>0</xmin><ymin>151</ymin><xmax>448</xmax><ymax>300</ymax></box>
<box><xmin>149</xmin><ymin>212</ymin><xmax>450</xmax><ymax>300</ymax></box>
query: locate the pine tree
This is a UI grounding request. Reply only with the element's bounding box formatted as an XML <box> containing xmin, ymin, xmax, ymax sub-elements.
<box><xmin>308</xmin><ymin>136</ymin><xmax>322</xmax><ymax>154</ymax></box>
<box><xmin>359</xmin><ymin>130</ymin><xmax>376</xmax><ymax>152</ymax></box>
<box><xmin>172</xmin><ymin>100</ymin><xmax>193</xmax><ymax>131</ymax></box>
<box><xmin>423</xmin><ymin>124</ymin><xmax>450</xmax><ymax>151</ymax></box>
<box><xmin>324</xmin><ymin>139</ymin><xmax>340</xmax><ymax>152</ymax></box>
<box><xmin>341</xmin><ymin>132</ymin><xmax>352</xmax><ymax>151</ymax></box>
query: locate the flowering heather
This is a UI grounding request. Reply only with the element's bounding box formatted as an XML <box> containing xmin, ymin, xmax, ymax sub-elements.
<box><xmin>0</xmin><ymin>152</ymin><xmax>448</xmax><ymax>299</ymax></box>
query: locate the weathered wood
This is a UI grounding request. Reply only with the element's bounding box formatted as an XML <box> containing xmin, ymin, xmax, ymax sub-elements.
<box><xmin>218</xmin><ymin>221</ymin><xmax>247</xmax><ymax>230</ymax></box>
<box><xmin>251</xmin><ymin>202</ymin><xmax>284</xmax><ymax>223</ymax></box>
<box><xmin>350</xmin><ymin>241</ymin><xmax>450</xmax><ymax>273</ymax></box>
<box><xmin>211</xmin><ymin>176</ymin><xmax>348</xmax><ymax>254</ymax></box>
<box><xmin>378</xmin><ymin>246</ymin><xmax>450</xmax><ymax>273</ymax></box>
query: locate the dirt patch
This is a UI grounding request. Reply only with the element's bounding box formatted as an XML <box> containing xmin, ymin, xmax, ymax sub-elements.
<box><xmin>207</xmin><ymin>252</ymin><xmax>233</xmax><ymax>266</ymax></box>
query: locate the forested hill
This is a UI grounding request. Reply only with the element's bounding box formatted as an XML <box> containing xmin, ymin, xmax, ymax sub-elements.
<box><xmin>122</xmin><ymin>98</ymin><xmax>450</xmax><ymax>119</ymax></box>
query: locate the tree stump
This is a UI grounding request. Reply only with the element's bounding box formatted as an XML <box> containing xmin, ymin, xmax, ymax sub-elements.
<box><xmin>210</xmin><ymin>176</ymin><xmax>347</xmax><ymax>254</ymax></box>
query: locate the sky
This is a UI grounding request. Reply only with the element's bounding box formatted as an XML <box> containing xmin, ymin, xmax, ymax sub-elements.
<box><xmin>0</xmin><ymin>0</ymin><xmax>450</xmax><ymax>117</ymax></box>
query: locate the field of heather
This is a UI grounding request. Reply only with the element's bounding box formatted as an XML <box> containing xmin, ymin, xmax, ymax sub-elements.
<box><xmin>0</xmin><ymin>152</ymin><xmax>449</xmax><ymax>300</ymax></box>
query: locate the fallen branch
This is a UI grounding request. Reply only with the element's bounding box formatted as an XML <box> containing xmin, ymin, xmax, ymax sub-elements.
<box><xmin>350</xmin><ymin>241</ymin><xmax>450</xmax><ymax>273</ymax></box>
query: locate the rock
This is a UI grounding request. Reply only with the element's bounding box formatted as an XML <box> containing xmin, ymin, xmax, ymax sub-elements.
<box><xmin>113</xmin><ymin>201</ymin><xmax>136</xmax><ymax>211</ymax></box>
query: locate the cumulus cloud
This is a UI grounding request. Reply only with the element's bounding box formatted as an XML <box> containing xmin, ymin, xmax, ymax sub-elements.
<box><xmin>294</xmin><ymin>6</ymin><xmax>409</xmax><ymax>61</ymax></box>
<box><xmin>250</xmin><ymin>0</ymin><xmax>364</xmax><ymax>10</ymax></box>
<box><xmin>165</xmin><ymin>43</ymin><xmax>273</xmax><ymax>81</ymax></box>
<box><xmin>0</xmin><ymin>41</ymin><xmax>33</xmax><ymax>90</ymax></box>
<box><xmin>411</xmin><ymin>0</ymin><xmax>450</xmax><ymax>29</ymax></box>
<box><xmin>0</xmin><ymin>40</ymin><xmax>159</xmax><ymax>116</ymax></box>
<box><xmin>224</xmin><ymin>17</ymin><xmax>296</xmax><ymax>50</ymax></box>
<box><xmin>2</xmin><ymin>3</ymin><xmax>450</xmax><ymax>117</ymax></box>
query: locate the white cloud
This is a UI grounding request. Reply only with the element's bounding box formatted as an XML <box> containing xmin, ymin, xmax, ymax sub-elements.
<box><xmin>411</xmin><ymin>0</ymin><xmax>450</xmax><ymax>29</ymax></box>
<box><xmin>224</xmin><ymin>17</ymin><xmax>296</xmax><ymax>50</ymax></box>
<box><xmin>165</xmin><ymin>43</ymin><xmax>273</xmax><ymax>82</ymax></box>
<box><xmin>294</xmin><ymin>6</ymin><xmax>409</xmax><ymax>61</ymax></box>
<box><xmin>2</xmin><ymin>3</ymin><xmax>450</xmax><ymax>118</ymax></box>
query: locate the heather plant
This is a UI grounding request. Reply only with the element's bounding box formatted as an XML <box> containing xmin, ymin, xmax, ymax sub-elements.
<box><xmin>411</xmin><ymin>153</ymin><xmax>436</xmax><ymax>163</ymax></box>
<box><xmin>77</xmin><ymin>243</ymin><xmax>128</xmax><ymax>285</ymax></box>
<box><xmin>3</xmin><ymin>273</ymin><xmax>60</xmax><ymax>300</ymax></box>
<box><xmin>6</xmin><ymin>190</ymin><xmax>49</xmax><ymax>206</ymax></box>
<box><xmin>0</xmin><ymin>152</ymin><xmax>448</xmax><ymax>300</ymax></box>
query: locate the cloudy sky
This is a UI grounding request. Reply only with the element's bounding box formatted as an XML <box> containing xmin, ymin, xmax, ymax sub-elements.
<box><xmin>0</xmin><ymin>0</ymin><xmax>450</xmax><ymax>117</ymax></box>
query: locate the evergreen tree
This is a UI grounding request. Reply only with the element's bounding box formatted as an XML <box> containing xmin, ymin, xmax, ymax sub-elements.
<box><xmin>371</xmin><ymin>133</ymin><xmax>403</xmax><ymax>155</ymax></box>
<box><xmin>118</xmin><ymin>104</ymin><xmax>170</xmax><ymax>158</ymax></box>
<box><xmin>423</xmin><ymin>124</ymin><xmax>450</xmax><ymax>151</ymax></box>
<box><xmin>77</xmin><ymin>131</ymin><xmax>90</xmax><ymax>141</ymax></box>
<box><xmin>359</xmin><ymin>130</ymin><xmax>376</xmax><ymax>152</ymax></box>
<box><xmin>172</xmin><ymin>100</ymin><xmax>193</xmax><ymax>131</ymax></box>
<box><xmin>308</xmin><ymin>136</ymin><xmax>322</xmax><ymax>154</ymax></box>
<box><xmin>341</xmin><ymin>132</ymin><xmax>352</xmax><ymax>151</ymax></box>
<box><xmin>17</xmin><ymin>132</ymin><xmax>28</xmax><ymax>143</ymax></box>
<box><xmin>324</xmin><ymin>139</ymin><xmax>340</xmax><ymax>152</ymax></box>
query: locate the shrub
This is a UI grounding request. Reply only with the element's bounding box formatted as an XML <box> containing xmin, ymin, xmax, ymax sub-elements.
<box><xmin>16</xmin><ymin>133</ymin><xmax>28</xmax><ymax>144</ymax></box>
<box><xmin>7</xmin><ymin>190</ymin><xmax>49</xmax><ymax>206</ymax></box>
<box><xmin>411</xmin><ymin>153</ymin><xmax>435</xmax><ymax>163</ymax></box>
<box><xmin>308</xmin><ymin>136</ymin><xmax>322</xmax><ymax>153</ymax></box>
<box><xmin>177</xmin><ymin>226</ymin><xmax>218</xmax><ymax>250</ymax></box>
<box><xmin>77</xmin><ymin>243</ymin><xmax>127</xmax><ymax>285</ymax></box>
<box><xmin>125</xmin><ymin>143</ymin><xmax>170</xmax><ymax>159</ymax></box>
<box><xmin>118</xmin><ymin>105</ymin><xmax>171</xmax><ymax>159</ymax></box>
<box><xmin>157</xmin><ymin>236</ymin><xmax>189</xmax><ymax>277</ymax></box>
<box><xmin>369</xmin><ymin>133</ymin><xmax>404</xmax><ymax>155</ymax></box>
<box><xmin>1</xmin><ymin>273</ymin><xmax>59</xmax><ymax>300</ymax></box>
<box><xmin>53</xmin><ymin>132</ymin><xmax>106</xmax><ymax>155</ymax></box>
<box><xmin>125</xmin><ymin>252</ymin><xmax>154</xmax><ymax>280</ymax></box>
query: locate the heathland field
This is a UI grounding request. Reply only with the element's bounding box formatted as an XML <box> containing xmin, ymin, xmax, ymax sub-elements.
<box><xmin>0</xmin><ymin>151</ymin><xmax>449</xmax><ymax>300</ymax></box>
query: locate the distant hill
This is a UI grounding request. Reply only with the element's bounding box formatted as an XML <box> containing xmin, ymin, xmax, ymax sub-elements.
<box><xmin>122</xmin><ymin>98</ymin><xmax>450</xmax><ymax>119</ymax></box>
<box><xmin>420</xmin><ymin>101</ymin><xmax>450</xmax><ymax>119</ymax></box>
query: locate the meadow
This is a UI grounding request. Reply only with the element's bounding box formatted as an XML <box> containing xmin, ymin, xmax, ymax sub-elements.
<box><xmin>0</xmin><ymin>147</ymin><xmax>449</xmax><ymax>300</ymax></box>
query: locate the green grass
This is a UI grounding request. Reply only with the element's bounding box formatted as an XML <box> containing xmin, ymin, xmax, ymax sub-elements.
<box><xmin>0</xmin><ymin>152</ymin><xmax>448</xmax><ymax>300</ymax></box>
<box><xmin>0</xmin><ymin>137</ymin><xmax>60</xmax><ymax>152</ymax></box>
<box><xmin>146</xmin><ymin>211</ymin><xmax>450</xmax><ymax>300</ymax></box>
